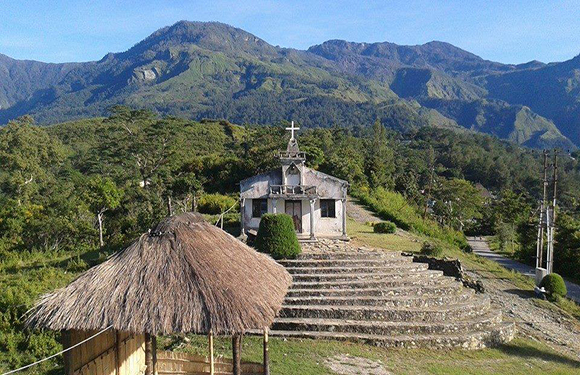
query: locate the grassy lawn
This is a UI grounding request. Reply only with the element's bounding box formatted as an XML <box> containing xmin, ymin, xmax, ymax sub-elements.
<box><xmin>347</xmin><ymin>217</ymin><xmax>422</xmax><ymax>252</ymax></box>
<box><xmin>159</xmin><ymin>335</ymin><xmax>580</xmax><ymax>375</ymax></box>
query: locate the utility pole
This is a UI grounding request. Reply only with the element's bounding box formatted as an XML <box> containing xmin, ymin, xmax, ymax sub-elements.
<box><xmin>535</xmin><ymin>149</ymin><xmax>559</xmax><ymax>283</ymax></box>
<box><xmin>547</xmin><ymin>151</ymin><xmax>558</xmax><ymax>274</ymax></box>
<box><xmin>536</xmin><ymin>151</ymin><xmax>548</xmax><ymax>270</ymax></box>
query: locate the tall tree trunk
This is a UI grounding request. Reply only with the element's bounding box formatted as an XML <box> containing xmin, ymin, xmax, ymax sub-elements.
<box><xmin>97</xmin><ymin>211</ymin><xmax>104</xmax><ymax>247</ymax></box>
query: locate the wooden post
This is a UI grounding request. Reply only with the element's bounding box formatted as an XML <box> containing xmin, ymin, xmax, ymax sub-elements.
<box><xmin>115</xmin><ymin>331</ymin><xmax>121</xmax><ymax>375</ymax></box>
<box><xmin>167</xmin><ymin>196</ymin><xmax>173</xmax><ymax>216</ymax></box>
<box><xmin>232</xmin><ymin>334</ymin><xmax>242</xmax><ymax>375</ymax></box>
<box><xmin>263</xmin><ymin>328</ymin><xmax>270</xmax><ymax>375</ymax></box>
<box><xmin>145</xmin><ymin>333</ymin><xmax>156</xmax><ymax>375</ymax></box>
<box><xmin>62</xmin><ymin>330</ymin><xmax>74</xmax><ymax>375</ymax></box>
<box><xmin>209</xmin><ymin>331</ymin><xmax>215</xmax><ymax>375</ymax></box>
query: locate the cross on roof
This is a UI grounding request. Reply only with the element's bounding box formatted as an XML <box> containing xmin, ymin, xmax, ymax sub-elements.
<box><xmin>285</xmin><ymin>121</ymin><xmax>299</xmax><ymax>140</ymax></box>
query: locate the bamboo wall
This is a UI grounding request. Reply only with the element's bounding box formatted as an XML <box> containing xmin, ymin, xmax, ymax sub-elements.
<box><xmin>157</xmin><ymin>351</ymin><xmax>264</xmax><ymax>375</ymax></box>
<box><xmin>62</xmin><ymin>330</ymin><xmax>146</xmax><ymax>375</ymax></box>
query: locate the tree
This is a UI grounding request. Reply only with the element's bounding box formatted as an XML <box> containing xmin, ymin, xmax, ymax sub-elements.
<box><xmin>433</xmin><ymin>178</ymin><xmax>483</xmax><ymax>231</ymax></box>
<box><xmin>84</xmin><ymin>177</ymin><xmax>123</xmax><ymax>247</ymax></box>
<box><xmin>0</xmin><ymin>116</ymin><xmax>65</xmax><ymax>202</ymax></box>
<box><xmin>365</xmin><ymin>119</ymin><xmax>394</xmax><ymax>189</ymax></box>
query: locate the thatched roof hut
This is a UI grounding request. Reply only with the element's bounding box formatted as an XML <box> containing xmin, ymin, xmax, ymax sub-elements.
<box><xmin>27</xmin><ymin>212</ymin><xmax>292</xmax><ymax>375</ymax></box>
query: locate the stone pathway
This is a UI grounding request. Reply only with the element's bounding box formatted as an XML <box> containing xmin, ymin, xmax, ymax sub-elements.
<box><xmin>324</xmin><ymin>354</ymin><xmax>392</xmax><ymax>375</ymax></box>
<box><xmin>468</xmin><ymin>237</ymin><xmax>580</xmax><ymax>303</ymax></box>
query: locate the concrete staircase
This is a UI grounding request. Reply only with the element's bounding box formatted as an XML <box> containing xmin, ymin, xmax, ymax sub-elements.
<box><xmin>270</xmin><ymin>250</ymin><xmax>515</xmax><ymax>349</ymax></box>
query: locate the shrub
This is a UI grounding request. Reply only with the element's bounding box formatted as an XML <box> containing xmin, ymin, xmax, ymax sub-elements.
<box><xmin>540</xmin><ymin>273</ymin><xmax>567</xmax><ymax>299</ymax></box>
<box><xmin>373</xmin><ymin>221</ymin><xmax>397</xmax><ymax>234</ymax></box>
<box><xmin>198</xmin><ymin>194</ymin><xmax>238</xmax><ymax>214</ymax></box>
<box><xmin>420</xmin><ymin>242</ymin><xmax>444</xmax><ymax>258</ymax></box>
<box><xmin>254</xmin><ymin>214</ymin><xmax>301</xmax><ymax>259</ymax></box>
<box><xmin>354</xmin><ymin>188</ymin><xmax>469</xmax><ymax>250</ymax></box>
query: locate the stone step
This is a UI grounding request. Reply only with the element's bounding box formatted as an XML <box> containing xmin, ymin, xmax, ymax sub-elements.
<box><xmin>291</xmin><ymin>269</ymin><xmax>443</xmax><ymax>283</ymax></box>
<box><xmin>279</xmin><ymin>297</ymin><xmax>490</xmax><ymax>322</ymax></box>
<box><xmin>291</xmin><ymin>276</ymin><xmax>454</xmax><ymax>290</ymax></box>
<box><xmin>286</xmin><ymin>283</ymin><xmax>463</xmax><ymax>298</ymax></box>
<box><xmin>272</xmin><ymin>309</ymin><xmax>503</xmax><ymax>336</ymax></box>
<box><xmin>263</xmin><ymin>322</ymin><xmax>515</xmax><ymax>349</ymax></box>
<box><xmin>284</xmin><ymin>263</ymin><xmax>428</xmax><ymax>275</ymax></box>
<box><xmin>284</xmin><ymin>290</ymin><xmax>474</xmax><ymax>308</ymax></box>
<box><xmin>278</xmin><ymin>258</ymin><xmax>413</xmax><ymax>267</ymax></box>
<box><xmin>297</xmin><ymin>251</ymin><xmax>405</xmax><ymax>260</ymax></box>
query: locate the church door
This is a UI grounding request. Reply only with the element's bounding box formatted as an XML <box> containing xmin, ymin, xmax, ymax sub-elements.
<box><xmin>285</xmin><ymin>200</ymin><xmax>302</xmax><ymax>232</ymax></box>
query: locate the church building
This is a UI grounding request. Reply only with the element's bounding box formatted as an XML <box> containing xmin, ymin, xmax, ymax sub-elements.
<box><xmin>240</xmin><ymin>123</ymin><xmax>349</xmax><ymax>241</ymax></box>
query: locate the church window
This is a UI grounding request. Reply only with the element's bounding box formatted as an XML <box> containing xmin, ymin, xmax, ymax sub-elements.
<box><xmin>252</xmin><ymin>199</ymin><xmax>268</xmax><ymax>218</ymax></box>
<box><xmin>320</xmin><ymin>199</ymin><xmax>336</xmax><ymax>218</ymax></box>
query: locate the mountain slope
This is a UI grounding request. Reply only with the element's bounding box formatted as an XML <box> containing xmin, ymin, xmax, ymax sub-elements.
<box><xmin>483</xmin><ymin>54</ymin><xmax>580</xmax><ymax>145</ymax></box>
<box><xmin>307</xmin><ymin>39</ymin><xmax>575</xmax><ymax>149</ymax></box>
<box><xmin>0</xmin><ymin>21</ymin><xmax>576</xmax><ymax>149</ymax></box>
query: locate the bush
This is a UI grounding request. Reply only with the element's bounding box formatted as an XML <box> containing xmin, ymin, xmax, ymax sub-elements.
<box><xmin>540</xmin><ymin>273</ymin><xmax>567</xmax><ymax>299</ymax></box>
<box><xmin>198</xmin><ymin>194</ymin><xmax>238</xmax><ymax>214</ymax></box>
<box><xmin>373</xmin><ymin>221</ymin><xmax>397</xmax><ymax>234</ymax></box>
<box><xmin>254</xmin><ymin>214</ymin><xmax>301</xmax><ymax>259</ymax></box>
<box><xmin>420</xmin><ymin>242</ymin><xmax>444</xmax><ymax>258</ymax></box>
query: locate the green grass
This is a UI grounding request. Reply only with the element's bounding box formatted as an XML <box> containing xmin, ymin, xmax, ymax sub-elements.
<box><xmin>487</xmin><ymin>235</ymin><xmax>518</xmax><ymax>258</ymax></box>
<box><xmin>347</xmin><ymin>217</ymin><xmax>422</xmax><ymax>252</ymax></box>
<box><xmin>158</xmin><ymin>335</ymin><xmax>580</xmax><ymax>375</ymax></box>
<box><xmin>347</xmin><ymin>215</ymin><xmax>534</xmax><ymax>290</ymax></box>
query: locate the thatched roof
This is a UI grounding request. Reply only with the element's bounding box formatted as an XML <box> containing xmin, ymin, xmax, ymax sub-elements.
<box><xmin>27</xmin><ymin>213</ymin><xmax>292</xmax><ymax>335</ymax></box>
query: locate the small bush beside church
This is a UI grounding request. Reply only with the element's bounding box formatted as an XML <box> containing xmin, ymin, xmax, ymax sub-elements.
<box><xmin>420</xmin><ymin>242</ymin><xmax>444</xmax><ymax>258</ymax></box>
<box><xmin>255</xmin><ymin>214</ymin><xmax>301</xmax><ymax>259</ymax></box>
<box><xmin>373</xmin><ymin>221</ymin><xmax>397</xmax><ymax>234</ymax></box>
<box><xmin>540</xmin><ymin>273</ymin><xmax>567</xmax><ymax>299</ymax></box>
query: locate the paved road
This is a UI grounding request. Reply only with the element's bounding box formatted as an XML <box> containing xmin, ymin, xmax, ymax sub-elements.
<box><xmin>468</xmin><ymin>237</ymin><xmax>580</xmax><ymax>303</ymax></box>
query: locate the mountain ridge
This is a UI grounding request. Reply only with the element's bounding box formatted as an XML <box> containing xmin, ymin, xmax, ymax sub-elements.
<box><xmin>0</xmin><ymin>20</ymin><xmax>577</xmax><ymax>149</ymax></box>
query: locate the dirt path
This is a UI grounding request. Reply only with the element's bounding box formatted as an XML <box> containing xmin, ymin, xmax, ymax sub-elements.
<box><xmin>469</xmin><ymin>237</ymin><xmax>580</xmax><ymax>303</ymax></box>
<box><xmin>465</xmin><ymin>238</ymin><xmax>580</xmax><ymax>359</ymax></box>
<box><xmin>346</xmin><ymin>197</ymin><xmax>382</xmax><ymax>223</ymax></box>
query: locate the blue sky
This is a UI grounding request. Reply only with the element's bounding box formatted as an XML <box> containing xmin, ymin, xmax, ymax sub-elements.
<box><xmin>1</xmin><ymin>0</ymin><xmax>578</xmax><ymax>64</ymax></box>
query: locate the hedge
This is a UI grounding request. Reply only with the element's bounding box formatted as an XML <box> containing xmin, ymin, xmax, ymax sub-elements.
<box><xmin>540</xmin><ymin>273</ymin><xmax>567</xmax><ymax>299</ymax></box>
<box><xmin>420</xmin><ymin>242</ymin><xmax>444</xmax><ymax>258</ymax></box>
<box><xmin>373</xmin><ymin>221</ymin><xmax>397</xmax><ymax>234</ymax></box>
<box><xmin>254</xmin><ymin>214</ymin><xmax>301</xmax><ymax>259</ymax></box>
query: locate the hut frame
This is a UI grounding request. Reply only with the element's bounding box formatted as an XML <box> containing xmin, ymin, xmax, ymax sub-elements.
<box><xmin>27</xmin><ymin>213</ymin><xmax>291</xmax><ymax>375</ymax></box>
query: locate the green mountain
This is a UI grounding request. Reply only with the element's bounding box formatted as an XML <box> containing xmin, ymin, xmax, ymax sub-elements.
<box><xmin>0</xmin><ymin>21</ymin><xmax>577</xmax><ymax>149</ymax></box>
<box><xmin>482</xmin><ymin>55</ymin><xmax>580</xmax><ymax>145</ymax></box>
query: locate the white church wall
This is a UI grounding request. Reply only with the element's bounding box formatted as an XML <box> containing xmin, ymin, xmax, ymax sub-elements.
<box><xmin>316</xmin><ymin>199</ymin><xmax>343</xmax><ymax>235</ymax></box>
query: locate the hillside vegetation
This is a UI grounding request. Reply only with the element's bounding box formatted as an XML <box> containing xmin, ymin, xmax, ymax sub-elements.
<box><xmin>2</xmin><ymin>110</ymin><xmax>580</xmax><ymax>373</ymax></box>
<box><xmin>0</xmin><ymin>21</ymin><xmax>578</xmax><ymax>149</ymax></box>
